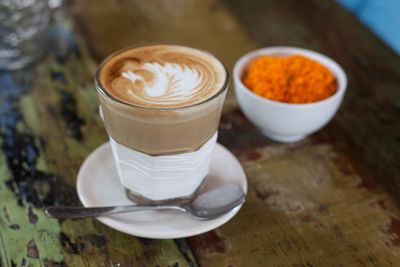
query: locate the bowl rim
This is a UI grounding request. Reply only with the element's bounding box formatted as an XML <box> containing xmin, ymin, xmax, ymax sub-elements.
<box><xmin>233</xmin><ymin>46</ymin><xmax>347</xmax><ymax>109</ymax></box>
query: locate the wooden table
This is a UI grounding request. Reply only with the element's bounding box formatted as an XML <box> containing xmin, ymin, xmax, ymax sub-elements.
<box><xmin>1</xmin><ymin>0</ymin><xmax>399</xmax><ymax>266</ymax></box>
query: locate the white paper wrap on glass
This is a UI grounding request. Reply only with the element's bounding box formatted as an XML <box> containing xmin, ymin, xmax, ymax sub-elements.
<box><xmin>108</xmin><ymin>133</ymin><xmax>217</xmax><ymax>200</ymax></box>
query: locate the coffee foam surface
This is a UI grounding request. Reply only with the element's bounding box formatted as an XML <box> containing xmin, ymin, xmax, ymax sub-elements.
<box><xmin>99</xmin><ymin>44</ymin><xmax>226</xmax><ymax>108</ymax></box>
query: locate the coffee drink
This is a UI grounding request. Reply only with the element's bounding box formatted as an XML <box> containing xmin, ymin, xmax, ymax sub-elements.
<box><xmin>95</xmin><ymin>44</ymin><xmax>228</xmax><ymax>202</ymax></box>
<box><xmin>97</xmin><ymin>44</ymin><xmax>227</xmax><ymax>155</ymax></box>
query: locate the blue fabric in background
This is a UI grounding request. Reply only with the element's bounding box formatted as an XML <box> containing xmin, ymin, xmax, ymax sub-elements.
<box><xmin>335</xmin><ymin>0</ymin><xmax>400</xmax><ymax>54</ymax></box>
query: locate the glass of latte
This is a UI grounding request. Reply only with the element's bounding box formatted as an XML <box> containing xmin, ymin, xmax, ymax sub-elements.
<box><xmin>95</xmin><ymin>44</ymin><xmax>229</xmax><ymax>204</ymax></box>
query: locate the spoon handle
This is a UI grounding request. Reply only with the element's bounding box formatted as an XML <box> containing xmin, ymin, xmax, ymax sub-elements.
<box><xmin>45</xmin><ymin>204</ymin><xmax>184</xmax><ymax>219</ymax></box>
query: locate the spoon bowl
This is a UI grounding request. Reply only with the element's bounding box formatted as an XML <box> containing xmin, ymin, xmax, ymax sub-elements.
<box><xmin>186</xmin><ymin>183</ymin><xmax>246</xmax><ymax>220</ymax></box>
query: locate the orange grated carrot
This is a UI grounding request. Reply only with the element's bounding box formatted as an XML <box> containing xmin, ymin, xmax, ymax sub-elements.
<box><xmin>243</xmin><ymin>55</ymin><xmax>337</xmax><ymax>104</ymax></box>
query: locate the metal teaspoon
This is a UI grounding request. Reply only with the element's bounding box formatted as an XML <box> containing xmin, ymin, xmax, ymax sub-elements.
<box><xmin>45</xmin><ymin>184</ymin><xmax>246</xmax><ymax>220</ymax></box>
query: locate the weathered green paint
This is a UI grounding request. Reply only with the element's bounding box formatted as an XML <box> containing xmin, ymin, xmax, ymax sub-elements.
<box><xmin>0</xmin><ymin>8</ymin><xmax>197</xmax><ymax>267</ymax></box>
<box><xmin>0</xmin><ymin>135</ymin><xmax>64</xmax><ymax>266</ymax></box>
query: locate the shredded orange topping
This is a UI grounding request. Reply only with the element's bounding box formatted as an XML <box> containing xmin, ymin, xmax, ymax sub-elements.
<box><xmin>243</xmin><ymin>55</ymin><xmax>337</xmax><ymax>103</ymax></box>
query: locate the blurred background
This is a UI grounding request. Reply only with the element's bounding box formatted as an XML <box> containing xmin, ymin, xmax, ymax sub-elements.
<box><xmin>335</xmin><ymin>0</ymin><xmax>400</xmax><ymax>54</ymax></box>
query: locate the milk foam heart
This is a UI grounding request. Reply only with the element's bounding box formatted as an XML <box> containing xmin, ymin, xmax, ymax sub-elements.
<box><xmin>120</xmin><ymin>62</ymin><xmax>205</xmax><ymax>105</ymax></box>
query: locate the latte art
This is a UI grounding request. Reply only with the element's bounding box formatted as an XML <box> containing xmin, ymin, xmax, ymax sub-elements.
<box><xmin>120</xmin><ymin>62</ymin><xmax>208</xmax><ymax>105</ymax></box>
<box><xmin>98</xmin><ymin>44</ymin><xmax>226</xmax><ymax>108</ymax></box>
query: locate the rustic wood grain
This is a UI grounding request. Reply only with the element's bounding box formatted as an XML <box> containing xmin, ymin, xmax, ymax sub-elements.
<box><xmin>0</xmin><ymin>0</ymin><xmax>399</xmax><ymax>266</ymax></box>
<box><xmin>223</xmin><ymin>0</ymin><xmax>400</xmax><ymax>205</ymax></box>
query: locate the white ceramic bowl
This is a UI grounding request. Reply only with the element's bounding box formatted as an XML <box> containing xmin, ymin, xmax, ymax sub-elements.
<box><xmin>233</xmin><ymin>47</ymin><xmax>347</xmax><ymax>142</ymax></box>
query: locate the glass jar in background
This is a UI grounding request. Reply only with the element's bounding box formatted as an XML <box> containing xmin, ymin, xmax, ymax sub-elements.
<box><xmin>0</xmin><ymin>0</ymin><xmax>51</xmax><ymax>71</ymax></box>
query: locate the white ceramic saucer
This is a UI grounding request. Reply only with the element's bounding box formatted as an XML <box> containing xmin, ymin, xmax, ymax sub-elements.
<box><xmin>76</xmin><ymin>142</ymin><xmax>247</xmax><ymax>239</ymax></box>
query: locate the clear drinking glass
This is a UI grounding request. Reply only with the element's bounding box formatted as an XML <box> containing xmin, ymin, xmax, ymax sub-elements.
<box><xmin>0</xmin><ymin>0</ymin><xmax>51</xmax><ymax>70</ymax></box>
<box><xmin>95</xmin><ymin>44</ymin><xmax>229</xmax><ymax>204</ymax></box>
